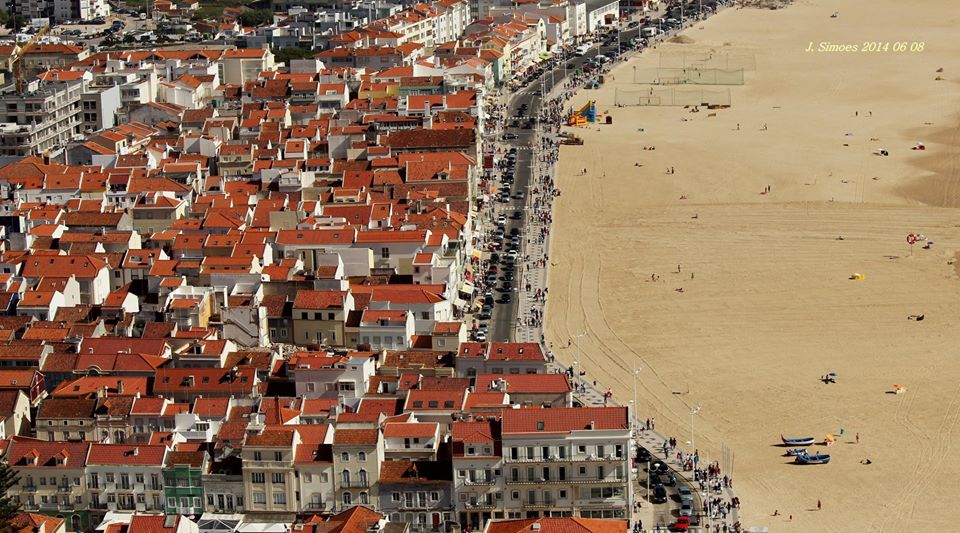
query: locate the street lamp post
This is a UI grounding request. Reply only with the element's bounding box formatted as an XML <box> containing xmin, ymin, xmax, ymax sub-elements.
<box><xmin>690</xmin><ymin>405</ymin><xmax>702</xmax><ymax>455</ymax></box>
<box><xmin>632</xmin><ymin>367</ymin><xmax>641</xmax><ymax>432</ymax></box>
<box><xmin>574</xmin><ymin>332</ymin><xmax>586</xmax><ymax>388</ymax></box>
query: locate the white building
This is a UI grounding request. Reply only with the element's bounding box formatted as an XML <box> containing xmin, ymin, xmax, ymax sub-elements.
<box><xmin>500</xmin><ymin>407</ymin><xmax>632</xmax><ymax>520</ymax></box>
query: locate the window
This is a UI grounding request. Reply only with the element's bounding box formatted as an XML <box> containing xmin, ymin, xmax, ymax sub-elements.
<box><xmin>251</xmin><ymin>472</ymin><xmax>265</xmax><ymax>484</ymax></box>
<box><xmin>273</xmin><ymin>492</ymin><xmax>286</xmax><ymax>505</ymax></box>
<box><xmin>252</xmin><ymin>493</ymin><xmax>266</xmax><ymax>504</ymax></box>
<box><xmin>272</xmin><ymin>472</ymin><xmax>285</xmax><ymax>484</ymax></box>
<box><xmin>342</xmin><ymin>492</ymin><xmax>352</xmax><ymax>505</ymax></box>
<box><xmin>430</xmin><ymin>492</ymin><xmax>439</xmax><ymax>502</ymax></box>
<box><xmin>359</xmin><ymin>492</ymin><xmax>368</xmax><ymax>504</ymax></box>
<box><xmin>253</xmin><ymin>452</ymin><xmax>262</xmax><ymax>461</ymax></box>
<box><xmin>381</xmin><ymin>248</ymin><xmax>389</xmax><ymax>258</ymax></box>
<box><xmin>167</xmin><ymin>497</ymin><xmax>176</xmax><ymax>507</ymax></box>
<box><xmin>341</xmin><ymin>452</ymin><xmax>350</xmax><ymax>462</ymax></box>
<box><xmin>274</xmin><ymin>452</ymin><xmax>282</xmax><ymax>461</ymax></box>
<box><xmin>358</xmin><ymin>452</ymin><xmax>366</xmax><ymax>462</ymax></box>
<box><xmin>511</xmin><ymin>491</ymin><xmax>520</xmax><ymax>500</ymax></box>
<box><xmin>421</xmin><ymin>311</ymin><xmax>430</xmax><ymax>320</ymax></box>
<box><xmin>392</xmin><ymin>492</ymin><xmax>401</xmax><ymax>502</ymax></box>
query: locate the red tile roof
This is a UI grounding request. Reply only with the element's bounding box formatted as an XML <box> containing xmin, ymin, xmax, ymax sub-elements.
<box><xmin>382</xmin><ymin>422</ymin><xmax>439</xmax><ymax>439</ymax></box>
<box><xmin>333</xmin><ymin>428</ymin><xmax>379</xmax><ymax>446</ymax></box>
<box><xmin>501</xmin><ymin>407</ymin><xmax>629</xmax><ymax>435</ymax></box>
<box><xmin>475</xmin><ymin>373</ymin><xmax>570</xmax><ymax>394</ymax></box>
<box><xmin>486</xmin><ymin>518</ymin><xmax>627</xmax><ymax>533</ymax></box>
<box><xmin>87</xmin><ymin>444</ymin><xmax>167</xmax><ymax>465</ymax></box>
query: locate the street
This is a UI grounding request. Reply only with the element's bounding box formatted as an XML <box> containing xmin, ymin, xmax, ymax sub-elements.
<box><xmin>487</xmin><ymin>25</ymin><xmax>645</xmax><ymax>343</ymax></box>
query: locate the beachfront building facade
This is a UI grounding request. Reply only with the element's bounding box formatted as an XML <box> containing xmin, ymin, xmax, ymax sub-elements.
<box><xmin>500</xmin><ymin>407</ymin><xmax>632</xmax><ymax>520</ymax></box>
<box><xmin>452</xmin><ymin>420</ymin><xmax>504</xmax><ymax>529</ymax></box>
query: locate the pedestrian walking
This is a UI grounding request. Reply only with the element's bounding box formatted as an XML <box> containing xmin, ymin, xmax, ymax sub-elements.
<box><xmin>817</xmin><ymin>499</ymin><xmax>822</xmax><ymax>511</ymax></box>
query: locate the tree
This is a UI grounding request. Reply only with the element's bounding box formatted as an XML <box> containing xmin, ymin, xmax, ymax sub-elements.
<box><xmin>239</xmin><ymin>9</ymin><xmax>274</xmax><ymax>28</ymax></box>
<box><xmin>0</xmin><ymin>461</ymin><xmax>21</xmax><ymax>529</ymax></box>
<box><xmin>275</xmin><ymin>47</ymin><xmax>316</xmax><ymax>65</ymax></box>
<box><xmin>0</xmin><ymin>10</ymin><xmax>10</xmax><ymax>29</ymax></box>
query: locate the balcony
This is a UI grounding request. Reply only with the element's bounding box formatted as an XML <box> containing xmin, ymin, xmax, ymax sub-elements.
<box><xmin>302</xmin><ymin>502</ymin><xmax>326</xmax><ymax>512</ymax></box>
<box><xmin>22</xmin><ymin>485</ymin><xmax>37</xmax><ymax>492</ymax></box>
<box><xmin>522</xmin><ymin>499</ymin><xmax>556</xmax><ymax>509</ymax></box>
<box><xmin>464</xmin><ymin>501</ymin><xmax>496</xmax><ymax>510</ymax></box>
<box><xmin>340</xmin><ymin>480</ymin><xmax>370</xmax><ymax>489</ymax></box>
<box><xmin>58</xmin><ymin>485</ymin><xmax>73</xmax><ymax>493</ymax></box>
<box><xmin>504</xmin><ymin>454</ymin><xmax>623</xmax><ymax>464</ymax></box>
<box><xmin>507</xmin><ymin>477</ymin><xmax>626</xmax><ymax>485</ymax></box>
<box><xmin>463</xmin><ymin>479</ymin><xmax>497</xmax><ymax>486</ymax></box>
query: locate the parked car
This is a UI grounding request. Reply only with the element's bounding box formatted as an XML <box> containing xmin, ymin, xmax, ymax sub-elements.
<box><xmin>671</xmin><ymin>516</ymin><xmax>690</xmax><ymax>532</ymax></box>
<box><xmin>679</xmin><ymin>503</ymin><xmax>693</xmax><ymax>517</ymax></box>
<box><xmin>651</xmin><ymin>484</ymin><xmax>668</xmax><ymax>503</ymax></box>
<box><xmin>503</xmin><ymin>132</ymin><xmax>519</xmax><ymax>140</ymax></box>
<box><xmin>677</xmin><ymin>485</ymin><xmax>694</xmax><ymax>503</ymax></box>
<box><xmin>636</xmin><ymin>446</ymin><xmax>652</xmax><ymax>462</ymax></box>
<box><xmin>511</xmin><ymin>210</ymin><xmax>523</xmax><ymax>220</ymax></box>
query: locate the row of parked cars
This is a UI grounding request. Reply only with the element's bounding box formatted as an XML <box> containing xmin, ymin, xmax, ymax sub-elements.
<box><xmin>473</xmin><ymin>146</ymin><xmax>524</xmax><ymax>338</ymax></box>
<box><xmin>637</xmin><ymin>446</ymin><xmax>698</xmax><ymax>531</ymax></box>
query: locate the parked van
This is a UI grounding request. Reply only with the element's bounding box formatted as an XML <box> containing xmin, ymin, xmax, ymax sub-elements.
<box><xmin>575</xmin><ymin>43</ymin><xmax>592</xmax><ymax>56</ymax></box>
<box><xmin>641</xmin><ymin>27</ymin><xmax>659</xmax><ymax>38</ymax></box>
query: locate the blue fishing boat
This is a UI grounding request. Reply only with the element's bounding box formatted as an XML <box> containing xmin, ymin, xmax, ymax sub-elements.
<box><xmin>781</xmin><ymin>434</ymin><xmax>816</xmax><ymax>446</ymax></box>
<box><xmin>794</xmin><ymin>453</ymin><xmax>831</xmax><ymax>465</ymax></box>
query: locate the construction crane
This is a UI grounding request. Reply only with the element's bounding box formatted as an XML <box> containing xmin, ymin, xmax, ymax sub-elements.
<box><xmin>12</xmin><ymin>24</ymin><xmax>50</xmax><ymax>94</ymax></box>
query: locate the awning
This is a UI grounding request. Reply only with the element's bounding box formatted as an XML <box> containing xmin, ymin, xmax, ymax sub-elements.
<box><xmin>460</xmin><ymin>280</ymin><xmax>476</xmax><ymax>294</ymax></box>
<box><xmin>471</xmin><ymin>250</ymin><xmax>483</xmax><ymax>260</ymax></box>
<box><xmin>454</xmin><ymin>297</ymin><xmax>468</xmax><ymax>308</ymax></box>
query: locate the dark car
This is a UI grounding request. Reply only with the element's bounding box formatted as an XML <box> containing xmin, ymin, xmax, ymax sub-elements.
<box><xmin>657</xmin><ymin>473</ymin><xmax>676</xmax><ymax>487</ymax></box>
<box><xmin>636</xmin><ymin>447</ymin><xmax>652</xmax><ymax>462</ymax></box>
<box><xmin>498</xmin><ymin>293</ymin><xmax>513</xmax><ymax>304</ymax></box>
<box><xmin>503</xmin><ymin>133</ymin><xmax>519</xmax><ymax>140</ymax></box>
<box><xmin>510</xmin><ymin>227</ymin><xmax>520</xmax><ymax>236</ymax></box>
<box><xmin>628</xmin><ymin>20</ymin><xmax>640</xmax><ymax>28</ymax></box>
<box><xmin>651</xmin><ymin>484</ymin><xmax>668</xmax><ymax>504</ymax></box>
<box><xmin>511</xmin><ymin>210</ymin><xmax>523</xmax><ymax>220</ymax></box>
<box><xmin>502</xmin><ymin>271</ymin><xmax>515</xmax><ymax>282</ymax></box>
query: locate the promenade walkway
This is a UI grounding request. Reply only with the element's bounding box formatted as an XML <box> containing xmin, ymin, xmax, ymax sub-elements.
<box><xmin>507</xmin><ymin>25</ymin><xmax>744</xmax><ymax>533</ymax></box>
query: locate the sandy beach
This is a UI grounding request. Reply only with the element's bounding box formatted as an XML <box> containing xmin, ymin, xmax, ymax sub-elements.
<box><xmin>547</xmin><ymin>0</ymin><xmax>960</xmax><ymax>530</ymax></box>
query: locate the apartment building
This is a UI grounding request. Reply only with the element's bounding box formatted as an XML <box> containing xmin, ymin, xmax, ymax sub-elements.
<box><xmin>163</xmin><ymin>449</ymin><xmax>209</xmax><ymax>516</ymax></box>
<box><xmin>242</xmin><ymin>429</ymin><xmax>300</xmax><ymax>513</ymax></box>
<box><xmin>86</xmin><ymin>444</ymin><xmax>167</xmax><ymax>522</ymax></box>
<box><xmin>332</xmin><ymin>428</ymin><xmax>383</xmax><ymax>509</ymax></box>
<box><xmin>0</xmin><ymin>78</ymin><xmax>84</xmax><ymax>157</ymax></box>
<box><xmin>6</xmin><ymin>438</ymin><xmax>92</xmax><ymax>532</ymax></box>
<box><xmin>499</xmin><ymin>407</ymin><xmax>632</xmax><ymax>520</ymax></box>
<box><xmin>377</xmin><ymin>460</ymin><xmax>454</xmax><ymax>531</ymax></box>
<box><xmin>452</xmin><ymin>420</ymin><xmax>504</xmax><ymax>530</ymax></box>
